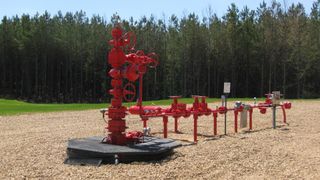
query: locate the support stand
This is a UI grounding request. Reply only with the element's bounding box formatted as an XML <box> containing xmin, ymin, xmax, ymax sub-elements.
<box><xmin>249</xmin><ymin>108</ymin><xmax>253</xmax><ymax>130</ymax></box>
<box><xmin>174</xmin><ymin>117</ymin><xmax>179</xmax><ymax>133</ymax></box>
<box><xmin>213</xmin><ymin>112</ymin><xmax>218</xmax><ymax>135</ymax></box>
<box><xmin>194</xmin><ymin>113</ymin><xmax>198</xmax><ymax>143</ymax></box>
<box><xmin>272</xmin><ymin>105</ymin><xmax>276</xmax><ymax>129</ymax></box>
<box><xmin>224</xmin><ymin>94</ymin><xmax>228</xmax><ymax>135</ymax></box>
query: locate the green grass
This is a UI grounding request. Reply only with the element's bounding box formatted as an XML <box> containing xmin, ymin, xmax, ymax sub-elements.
<box><xmin>0</xmin><ymin>99</ymin><xmax>107</xmax><ymax>116</ymax></box>
<box><xmin>0</xmin><ymin>97</ymin><xmax>296</xmax><ymax>116</ymax></box>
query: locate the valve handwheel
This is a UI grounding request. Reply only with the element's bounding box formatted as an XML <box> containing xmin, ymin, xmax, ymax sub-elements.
<box><xmin>123</xmin><ymin>82</ymin><xmax>136</xmax><ymax>102</ymax></box>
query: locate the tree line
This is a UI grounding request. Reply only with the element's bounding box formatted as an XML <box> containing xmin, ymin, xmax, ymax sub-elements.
<box><xmin>0</xmin><ymin>1</ymin><xmax>319</xmax><ymax>103</ymax></box>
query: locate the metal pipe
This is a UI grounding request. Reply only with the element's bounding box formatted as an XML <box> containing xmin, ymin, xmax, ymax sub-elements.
<box><xmin>194</xmin><ymin>113</ymin><xmax>198</xmax><ymax>143</ymax></box>
<box><xmin>224</xmin><ymin>97</ymin><xmax>227</xmax><ymax>135</ymax></box>
<box><xmin>213</xmin><ymin>112</ymin><xmax>218</xmax><ymax>135</ymax></box>
<box><xmin>138</xmin><ymin>74</ymin><xmax>144</xmax><ymax>118</ymax></box>
<box><xmin>234</xmin><ymin>110</ymin><xmax>238</xmax><ymax>133</ymax></box>
<box><xmin>272</xmin><ymin>106</ymin><xmax>276</xmax><ymax>129</ymax></box>
<box><xmin>281</xmin><ymin>105</ymin><xmax>287</xmax><ymax>124</ymax></box>
<box><xmin>163</xmin><ymin>116</ymin><xmax>168</xmax><ymax>138</ymax></box>
<box><xmin>249</xmin><ymin>108</ymin><xmax>253</xmax><ymax>130</ymax></box>
<box><xmin>143</xmin><ymin>118</ymin><xmax>147</xmax><ymax>128</ymax></box>
<box><xmin>174</xmin><ymin>117</ymin><xmax>179</xmax><ymax>133</ymax></box>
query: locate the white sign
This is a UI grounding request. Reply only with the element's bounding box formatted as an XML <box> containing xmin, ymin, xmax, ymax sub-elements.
<box><xmin>223</xmin><ymin>82</ymin><xmax>231</xmax><ymax>94</ymax></box>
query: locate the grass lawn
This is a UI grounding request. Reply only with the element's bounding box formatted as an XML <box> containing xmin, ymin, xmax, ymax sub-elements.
<box><xmin>0</xmin><ymin>97</ymin><xmax>276</xmax><ymax>116</ymax></box>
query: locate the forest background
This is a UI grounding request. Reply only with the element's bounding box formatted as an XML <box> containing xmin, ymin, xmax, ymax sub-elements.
<box><xmin>0</xmin><ymin>1</ymin><xmax>319</xmax><ymax>103</ymax></box>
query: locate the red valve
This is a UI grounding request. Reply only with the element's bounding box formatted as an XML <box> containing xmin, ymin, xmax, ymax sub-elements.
<box><xmin>259</xmin><ymin>107</ymin><xmax>267</xmax><ymax>114</ymax></box>
<box><xmin>264</xmin><ymin>93</ymin><xmax>273</xmax><ymax>105</ymax></box>
<box><xmin>108</xmin><ymin>48</ymin><xmax>126</xmax><ymax>68</ymax></box>
<box><xmin>283</xmin><ymin>102</ymin><xmax>291</xmax><ymax>109</ymax></box>
<box><xmin>218</xmin><ymin>106</ymin><xmax>227</xmax><ymax>114</ymax></box>
<box><xmin>237</xmin><ymin>105</ymin><xmax>244</xmax><ymax>112</ymax></box>
<box><xmin>124</xmin><ymin>64</ymin><xmax>139</xmax><ymax>82</ymax></box>
<box><xmin>131</xmin><ymin>50</ymin><xmax>159</xmax><ymax>68</ymax></box>
<box><xmin>123</xmin><ymin>82</ymin><xmax>136</xmax><ymax>102</ymax></box>
<box><xmin>126</xmin><ymin>131</ymin><xmax>143</xmax><ymax>139</ymax></box>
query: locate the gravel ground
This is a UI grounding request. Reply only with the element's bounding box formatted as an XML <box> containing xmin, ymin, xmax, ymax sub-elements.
<box><xmin>0</xmin><ymin>100</ymin><xmax>319</xmax><ymax>179</ymax></box>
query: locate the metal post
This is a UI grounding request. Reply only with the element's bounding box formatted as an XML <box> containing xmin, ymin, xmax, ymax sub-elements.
<box><xmin>163</xmin><ymin>116</ymin><xmax>168</xmax><ymax>138</ymax></box>
<box><xmin>224</xmin><ymin>95</ymin><xmax>227</xmax><ymax>135</ymax></box>
<box><xmin>234</xmin><ymin>110</ymin><xmax>238</xmax><ymax>133</ymax></box>
<box><xmin>194</xmin><ymin>113</ymin><xmax>198</xmax><ymax>143</ymax></box>
<box><xmin>281</xmin><ymin>105</ymin><xmax>287</xmax><ymax>124</ymax></box>
<box><xmin>143</xmin><ymin>118</ymin><xmax>147</xmax><ymax>128</ymax></box>
<box><xmin>223</xmin><ymin>82</ymin><xmax>231</xmax><ymax>135</ymax></box>
<box><xmin>213</xmin><ymin>112</ymin><xmax>218</xmax><ymax>135</ymax></box>
<box><xmin>249</xmin><ymin>108</ymin><xmax>253</xmax><ymax>130</ymax></box>
<box><xmin>272</xmin><ymin>105</ymin><xmax>276</xmax><ymax>129</ymax></box>
<box><xmin>174</xmin><ymin>117</ymin><xmax>178</xmax><ymax>133</ymax></box>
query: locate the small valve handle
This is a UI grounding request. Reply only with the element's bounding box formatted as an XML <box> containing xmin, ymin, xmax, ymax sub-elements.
<box><xmin>123</xmin><ymin>32</ymin><xmax>136</xmax><ymax>51</ymax></box>
<box><xmin>123</xmin><ymin>82</ymin><xmax>136</xmax><ymax>102</ymax></box>
<box><xmin>133</xmin><ymin>51</ymin><xmax>159</xmax><ymax>68</ymax></box>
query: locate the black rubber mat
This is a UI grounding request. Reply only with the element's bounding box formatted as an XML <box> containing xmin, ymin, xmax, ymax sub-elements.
<box><xmin>65</xmin><ymin>136</ymin><xmax>181</xmax><ymax>166</ymax></box>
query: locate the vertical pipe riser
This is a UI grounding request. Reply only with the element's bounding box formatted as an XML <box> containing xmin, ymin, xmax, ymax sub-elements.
<box><xmin>249</xmin><ymin>109</ymin><xmax>253</xmax><ymax>130</ymax></box>
<box><xmin>163</xmin><ymin>116</ymin><xmax>168</xmax><ymax>138</ymax></box>
<box><xmin>213</xmin><ymin>113</ymin><xmax>218</xmax><ymax>136</ymax></box>
<box><xmin>273</xmin><ymin>106</ymin><xmax>276</xmax><ymax>129</ymax></box>
<box><xmin>174</xmin><ymin>117</ymin><xmax>178</xmax><ymax>133</ymax></box>
<box><xmin>194</xmin><ymin>114</ymin><xmax>198</xmax><ymax>143</ymax></box>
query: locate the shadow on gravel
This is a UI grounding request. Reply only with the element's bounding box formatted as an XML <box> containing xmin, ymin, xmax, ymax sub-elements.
<box><xmin>242</xmin><ymin>124</ymin><xmax>288</xmax><ymax>134</ymax></box>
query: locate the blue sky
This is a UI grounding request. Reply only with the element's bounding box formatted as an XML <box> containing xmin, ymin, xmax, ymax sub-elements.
<box><xmin>0</xmin><ymin>0</ymin><xmax>314</xmax><ymax>20</ymax></box>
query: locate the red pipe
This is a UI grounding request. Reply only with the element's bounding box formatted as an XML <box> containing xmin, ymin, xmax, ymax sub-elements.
<box><xmin>249</xmin><ymin>108</ymin><xmax>253</xmax><ymax>130</ymax></box>
<box><xmin>234</xmin><ymin>110</ymin><xmax>238</xmax><ymax>133</ymax></box>
<box><xmin>138</xmin><ymin>74</ymin><xmax>143</xmax><ymax>107</ymax></box>
<box><xmin>281</xmin><ymin>105</ymin><xmax>287</xmax><ymax>123</ymax></box>
<box><xmin>194</xmin><ymin>113</ymin><xmax>198</xmax><ymax>142</ymax></box>
<box><xmin>143</xmin><ymin>118</ymin><xmax>147</xmax><ymax>128</ymax></box>
<box><xmin>138</xmin><ymin>74</ymin><xmax>144</xmax><ymax>118</ymax></box>
<box><xmin>174</xmin><ymin>117</ymin><xmax>179</xmax><ymax>133</ymax></box>
<box><xmin>163</xmin><ymin>116</ymin><xmax>168</xmax><ymax>138</ymax></box>
<box><xmin>213</xmin><ymin>112</ymin><xmax>218</xmax><ymax>135</ymax></box>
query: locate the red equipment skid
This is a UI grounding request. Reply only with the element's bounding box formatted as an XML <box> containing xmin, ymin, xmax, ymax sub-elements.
<box><xmin>105</xmin><ymin>25</ymin><xmax>292</xmax><ymax>145</ymax></box>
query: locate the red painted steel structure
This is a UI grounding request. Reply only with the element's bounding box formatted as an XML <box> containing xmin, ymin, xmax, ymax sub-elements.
<box><xmin>105</xmin><ymin>25</ymin><xmax>158</xmax><ymax>145</ymax></box>
<box><xmin>105</xmin><ymin>25</ymin><xmax>292</xmax><ymax>145</ymax></box>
